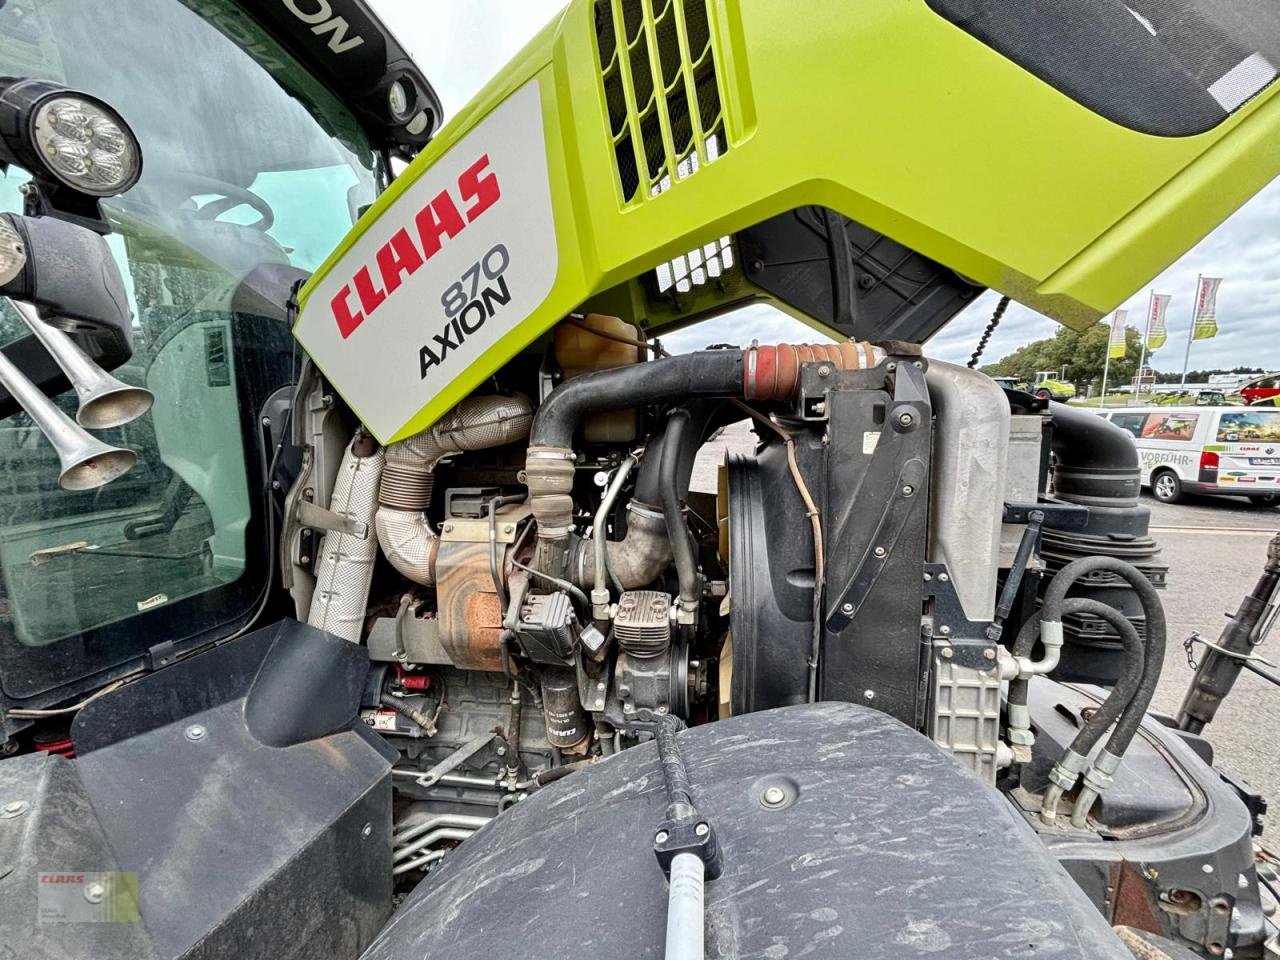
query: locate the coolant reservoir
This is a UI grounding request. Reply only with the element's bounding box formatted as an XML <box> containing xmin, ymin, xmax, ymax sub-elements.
<box><xmin>553</xmin><ymin>313</ymin><xmax>641</xmax><ymax>442</ymax></box>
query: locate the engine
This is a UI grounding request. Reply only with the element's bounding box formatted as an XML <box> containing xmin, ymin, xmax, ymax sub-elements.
<box><xmin>284</xmin><ymin>311</ymin><xmax>1211</xmax><ymax>878</ymax></box>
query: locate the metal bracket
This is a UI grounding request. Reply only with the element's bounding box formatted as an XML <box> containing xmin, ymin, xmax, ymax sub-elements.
<box><xmin>1003</xmin><ymin>500</ymin><xmax>1089</xmax><ymax>530</ymax></box>
<box><xmin>146</xmin><ymin>639</ymin><xmax>178</xmax><ymax>671</ymax></box>
<box><xmin>922</xmin><ymin>563</ymin><xmax>999</xmax><ymax>671</ymax></box>
<box><xmin>297</xmin><ymin>499</ymin><xmax>368</xmax><ymax>540</ymax></box>
<box><xmin>825</xmin><ymin>361</ymin><xmax>931</xmax><ymax>633</ymax></box>
<box><xmin>415</xmin><ymin>733</ymin><xmax>500</xmax><ymax>788</ymax></box>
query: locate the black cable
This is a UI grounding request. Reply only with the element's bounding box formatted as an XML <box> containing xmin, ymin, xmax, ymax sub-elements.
<box><xmin>967</xmin><ymin>295</ymin><xmax>1011</xmax><ymax>369</ymax></box>
<box><xmin>380</xmin><ymin>693</ymin><xmax>436</xmax><ymax>734</ymax></box>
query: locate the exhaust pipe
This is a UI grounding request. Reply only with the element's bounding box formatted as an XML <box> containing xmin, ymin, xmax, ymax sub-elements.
<box><xmin>376</xmin><ymin>394</ymin><xmax>533</xmax><ymax>586</ymax></box>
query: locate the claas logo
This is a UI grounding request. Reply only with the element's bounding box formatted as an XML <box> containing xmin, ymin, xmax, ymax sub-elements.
<box><xmin>330</xmin><ymin>154</ymin><xmax>501</xmax><ymax>339</ymax></box>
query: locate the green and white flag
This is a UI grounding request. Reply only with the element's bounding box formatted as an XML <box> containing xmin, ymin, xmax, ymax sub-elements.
<box><xmin>1193</xmin><ymin>277</ymin><xmax>1222</xmax><ymax>340</ymax></box>
<box><xmin>1108</xmin><ymin>309</ymin><xmax>1127</xmax><ymax>359</ymax></box>
<box><xmin>1146</xmin><ymin>293</ymin><xmax>1171</xmax><ymax>351</ymax></box>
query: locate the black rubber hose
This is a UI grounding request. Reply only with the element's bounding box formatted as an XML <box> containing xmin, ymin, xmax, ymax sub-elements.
<box><xmin>660</xmin><ymin>409</ymin><xmax>700</xmax><ymax>608</ymax></box>
<box><xmin>530</xmin><ymin>350</ymin><xmax>744</xmax><ymax>449</ymax></box>
<box><xmin>653</xmin><ymin>713</ymin><xmax>693</xmax><ymax>817</ymax></box>
<box><xmin>1008</xmin><ymin>555</ymin><xmax>1165</xmax><ymax>718</ymax></box>
<box><xmin>633</xmin><ymin>401</ymin><xmax>726</xmax><ymax>506</ymax></box>
<box><xmin>380</xmin><ymin>693</ymin><xmax>436</xmax><ymax>733</ymax></box>
<box><xmin>1048</xmin><ymin>402</ymin><xmax>1142</xmax><ymax>507</ymax></box>
<box><xmin>1055</xmin><ymin>598</ymin><xmax>1146</xmax><ymax>757</ymax></box>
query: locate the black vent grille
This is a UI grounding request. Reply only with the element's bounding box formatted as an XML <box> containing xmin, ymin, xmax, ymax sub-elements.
<box><xmin>594</xmin><ymin>0</ymin><xmax>728</xmax><ymax>205</ymax></box>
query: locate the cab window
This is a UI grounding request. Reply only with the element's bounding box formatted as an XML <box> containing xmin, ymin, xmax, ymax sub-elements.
<box><xmin>1110</xmin><ymin>413</ymin><xmax>1146</xmax><ymax>437</ymax></box>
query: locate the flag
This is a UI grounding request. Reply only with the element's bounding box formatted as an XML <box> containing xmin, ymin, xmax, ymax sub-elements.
<box><xmin>1193</xmin><ymin>277</ymin><xmax>1222</xmax><ymax>340</ymax></box>
<box><xmin>1147</xmin><ymin>293</ymin><xmax>1171</xmax><ymax>351</ymax></box>
<box><xmin>1108</xmin><ymin>309</ymin><xmax>1127</xmax><ymax>359</ymax></box>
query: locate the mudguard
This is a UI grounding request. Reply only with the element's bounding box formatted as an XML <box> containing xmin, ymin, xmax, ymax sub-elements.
<box><xmin>361</xmin><ymin>702</ymin><xmax>1134</xmax><ymax>959</ymax></box>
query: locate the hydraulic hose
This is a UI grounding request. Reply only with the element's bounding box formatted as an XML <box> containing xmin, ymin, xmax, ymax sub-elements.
<box><xmin>1033</xmin><ymin>600</ymin><xmax>1145</xmax><ymax>822</ymax></box>
<box><xmin>659</xmin><ymin>410</ymin><xmax>700</xmax><ymax>613</ymax></box>
<box><xmin>1023</xmin><ymin>555</ymin><xmax>1166</xmax><ymax>825</ymax></box>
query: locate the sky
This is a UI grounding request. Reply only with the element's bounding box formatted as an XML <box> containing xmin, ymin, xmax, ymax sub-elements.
<box><xmin>372</xmin><ymin>1</ymin><xmax>1280</xmax><ymax>373</ymax></box>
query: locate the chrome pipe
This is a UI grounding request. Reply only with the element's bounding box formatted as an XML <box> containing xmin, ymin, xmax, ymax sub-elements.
<box><xmin>391</xmin><ymin>827</ymin><xmax>476</xmax><ymax>867</ymax></box>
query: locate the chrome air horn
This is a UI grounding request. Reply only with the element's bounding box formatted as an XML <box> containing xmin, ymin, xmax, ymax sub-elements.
<box><xmin>10</xmin><ymin>299</ymin><xmax>152</xmax><ymax>428</ymax></box>
<box><xmin>0</xmin><ymin>343</ymin><xmax>135</xmax><ymax>490</ymax></box>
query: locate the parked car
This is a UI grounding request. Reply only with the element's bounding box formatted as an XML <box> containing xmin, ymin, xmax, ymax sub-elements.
<box><xmin>1097</xmin><ymin>405</ymin><xmax>1280</xmax><ymax>505</ymax></box>
<box><xmin>1239</xmin><ymin>372</ymin><xmax>1280</xmax><ymax>405</ymax></box>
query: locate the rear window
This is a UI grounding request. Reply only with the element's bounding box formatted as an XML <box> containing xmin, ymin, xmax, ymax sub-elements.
<box><xmin>926</xmin><ymin>0</ymin><xmax>1280</xmax><ymax>136</ymax></box>
<box><xmin>1217</xmin><ymin>411</ymin><xmax>1280</xmax><ymax>442</ymax></box>
<box><xmin>1142</xmin><ymin>412</ymin><xmax>1199</xmax><ymax>441</ymax></box>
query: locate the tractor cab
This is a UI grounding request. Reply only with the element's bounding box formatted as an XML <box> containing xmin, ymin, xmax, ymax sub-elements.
<box><xmin>0</xmin><ymin>0</ymin><xmax>438</xmax><ymax>730</ymax></box>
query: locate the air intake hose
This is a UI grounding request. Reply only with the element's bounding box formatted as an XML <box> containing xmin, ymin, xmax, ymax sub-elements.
<box><xmin>376</xmin><ymin>394</ymin><xmax>533</xmax><ymax>586</ymax></box>
<box><xmin>527</xmin><ymin>342</ymin><xmax>882</xmax><ymax>576</ymax></box>
<box><xmin>1048</xmin><ymin>402</ymin><xmax>1141</xmax><ymax>507</ymax></box>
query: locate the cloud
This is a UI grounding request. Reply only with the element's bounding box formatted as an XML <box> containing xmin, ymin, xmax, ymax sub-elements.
<box><xmin>372</xmin><ymin>2</ymin><xmax>1280</xmax><ymax>373</ymax></box>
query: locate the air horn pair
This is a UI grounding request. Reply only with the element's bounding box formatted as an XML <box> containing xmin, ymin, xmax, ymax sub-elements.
<box><xmin>0</xmin><ymin>298</ymin><xmax>152</xmax><ymax>489</ymax></box>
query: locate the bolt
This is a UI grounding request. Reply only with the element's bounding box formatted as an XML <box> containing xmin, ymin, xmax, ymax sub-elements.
<box><xmin>873</xmin><ymin>546</ymin><xmax>886</xmax><ymax>558</ymax></box>
<box><xmin>504</xmin><ymin>525</ymin><xmax>514</xmax><ymax>534</ymax></box>
<box><xmin>655</xmin><ymin>830</ymin><xmax>669</xmax><ymax>844</ymax></box>
<box><xmin>863</xmin><ymin>689</ymin><xmax>876</xmax><ymax>700</ymax></box>
<box><xmin>596</xmin><ymin>681</ymin><xmax>605</xmax><ymax>690</ymax></box>
<box><xmin>695</xmin><ymin>822</ymin><xmax>709</xmax><ymax>837</ymax></box>
<box><xmin>941</xmin><ymin>648</ymin><xmax>953</xmax><ymax>659</ymax></box>
<box><xmin>261</xmin><ymin>416</ymin><xmax>271</xmax><ymax>427</ymax></box>
<box><xmin>443</xmin><ymin>523</ymin><xmax>454</xmax><ymax>533</ymax></box>
<box><xmin>184</xmin><ymin>724</ymin><xmax>206</xmax><ymax>742</ymax></box>
<box><xmin>762</xmin><ymin>786</ymin><xmax>787</xmax><ymax>806</ymax></box>
<box><xmin>897</xmin><ymin>412</ymin><xmax>914</xmax><ymax>427</ymax></box>
<box><xmin>361</xmin><ymin>822</ymin><xmax>373</xmax><ymax>840</ymax></box>
<box><xmin>886</xmin><ymin>362</ymin><xmax>897</xmax><ymax>372</ymax></box>
<box><xmin>983</xmin><ymin>648</ymin><xmax>996</xmax><ymax>660</ymax></box>
<box><xmin>937</xmin><ymin>572</ymin><xmax>950</xmax><ymax>583</ymax></box>
<box><xmin>817</xmin><ymin>365</ymin><xmax>831</xmax><ymax>378</ymax></box>
<box><xmin>923</xmin><ymin>572</ymin><xmax>933</xmax><ymax>582</ymax></box>
<box><xmin>939</xmin><ymin>625</ymin><xmax>951</xmax><ymax>636</ymax></box>
<box><xmin>1202</xmin><ymin>863</ymin><xmax>1215</xmax><ymax>875</ymax></box>
<box><xmin>902</xmin><ymin>485</ymin><xmax>914</xmax><ymax>496</ymax></box>
<box><xmin>496</xmin><ymin>745</ymin><xmax>507</xmax><ymax>756</ymax></box>
<box><xmin>841</xmin><ymin>602</ymin><xmax>855</xmax><ymax>615</ymax></box>
<box><xmin>913</xmin><ymin>361</ymin><xmax>923</xmax><ymax>369</ymax></box>
<box><xmin>84</xmin><ymin>882</ymin><xmax>104</xmax><ymax>904</ymax></box>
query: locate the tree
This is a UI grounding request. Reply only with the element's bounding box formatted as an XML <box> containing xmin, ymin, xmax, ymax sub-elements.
<box><xmin>981</xmin><ymin>322</ymin><xmax>1144</xmax><ymax>392</ymax></box>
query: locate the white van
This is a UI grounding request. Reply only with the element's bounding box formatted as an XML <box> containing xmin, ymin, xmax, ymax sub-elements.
<box><xmin>1096</xmin><ymin>406</ymin><xmax>1280</xmax><ymax>505</ymax></box>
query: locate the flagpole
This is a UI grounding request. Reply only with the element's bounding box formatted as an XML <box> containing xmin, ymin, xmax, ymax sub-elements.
<box><xmin>1180</xmin><ymin>274</ymin><xmax>1200</xmax><ymax>391</ymax></box>
<box><xmin>1099</xmin><ymin>332</ymin><xmax>1112</xmax><ymax>408</ymax></box>
<box><xmin>1136</xmin><ymin>290</ymin><xmax>1153</xmax><ymax>395</ymax></box>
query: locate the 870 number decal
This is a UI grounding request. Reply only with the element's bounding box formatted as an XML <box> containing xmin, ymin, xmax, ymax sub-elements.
<box><xmin>420</xmin><ymin>244</ymin><xmax>513</xmax><ymax>380</ymax></box>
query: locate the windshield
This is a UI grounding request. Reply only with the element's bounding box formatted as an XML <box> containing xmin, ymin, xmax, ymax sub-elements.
<box><xmin>0</xmin><ymin>0</ymin><xmax>380</xmax><ymax>698</ymax></box>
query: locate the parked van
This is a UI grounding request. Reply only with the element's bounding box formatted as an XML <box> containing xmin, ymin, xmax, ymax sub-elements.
<box><xmin>1095</xmin><ymin>406</ymin><xmax>1280</xmax><ymax>505</ymax></box>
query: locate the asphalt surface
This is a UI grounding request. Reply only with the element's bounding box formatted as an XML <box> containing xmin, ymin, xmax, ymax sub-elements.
<box><xmin>1144</xmin><ymin>494</ymin><xmax>1280</xmax><ymax>836</ymax></box>
<box><xmin>693</xmin><ymin>424</ymin><xmax>1280</xmax><ymax>834</ymax></box>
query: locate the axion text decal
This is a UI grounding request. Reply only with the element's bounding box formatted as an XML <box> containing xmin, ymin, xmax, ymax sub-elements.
<box><xmin>295</xmin><ymin>81</ymin><xmax>558</xmax><ymax>441</ymax></box>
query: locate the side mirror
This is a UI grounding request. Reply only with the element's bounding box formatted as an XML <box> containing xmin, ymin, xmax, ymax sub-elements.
<box><xmin>0</xmin><ymin>212</ymin><xmax>134</xmax><ymax>420</ymax></box>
